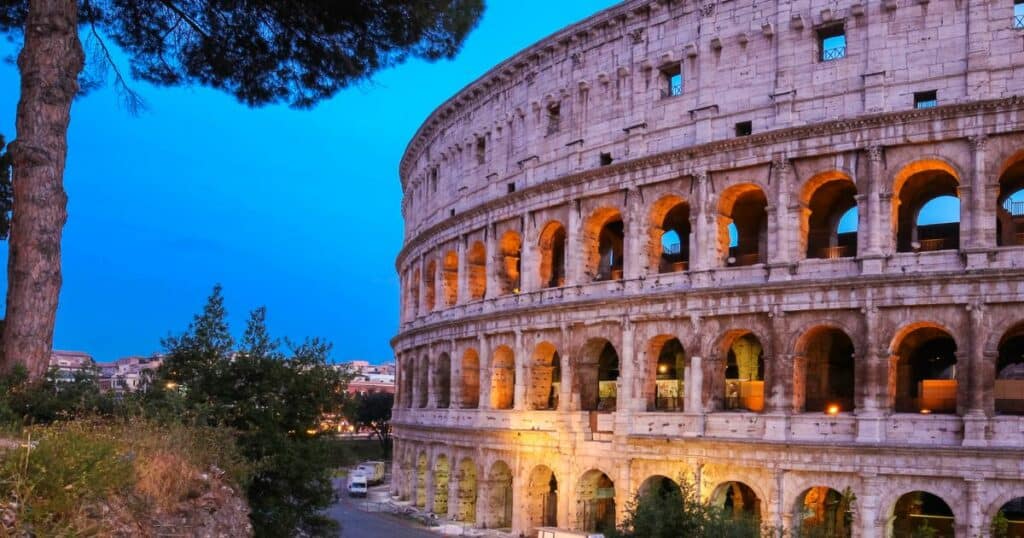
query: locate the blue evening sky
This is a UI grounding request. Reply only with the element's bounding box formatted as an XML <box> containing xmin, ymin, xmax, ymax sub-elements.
<box><xmin>0</xmin><ymin>1</ymin><xmax>620</xmax><ymax>363</ymax></box>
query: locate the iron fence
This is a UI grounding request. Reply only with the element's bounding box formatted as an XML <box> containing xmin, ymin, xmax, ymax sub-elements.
<box><xmin>1015</xmin><ymin>14</ymin><xmax>1024</xmax><ymax>29</ymax></box>
<box><xmin>822</xmin><ymin>45</ymin><xmax>846</xmax><ymax>61</ymax></box>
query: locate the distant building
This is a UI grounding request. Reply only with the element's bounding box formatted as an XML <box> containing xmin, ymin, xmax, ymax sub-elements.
<box><xmin>336</xmin><ymin>360</ymin><xmax>395</xmax><ymax>396</ymax></box>
<box><xmin>95</xmin><ymin>355</ymin><xmax>164</xmax><ymax>394</ymax></box>
<box><xmin>49</xmin><ymin>350</ymin><xmax>96</xmax><ymax>382</ymax></box>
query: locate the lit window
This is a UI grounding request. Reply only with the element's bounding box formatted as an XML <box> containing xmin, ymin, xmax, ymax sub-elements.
<box><xmin>914</xmin><ymin>90</ymin><xmax>938</xmax><ymax>109</ymax></box>
<box><xmin>819</xmin><ymin>26</ymin><xmax>846</xmax><ymax>61</ymax></box>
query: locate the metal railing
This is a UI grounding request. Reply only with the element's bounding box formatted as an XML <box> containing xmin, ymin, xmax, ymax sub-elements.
<box><xmin>1015</xmin><ymin>14</ymin><xmax>1024</xmax><ymax>29</ymax></box>
<box><xmin>822</xmin><ymin>45</ymin><xmax>846</xmax><ymax>61</ymax></box>
<box><xmin>1003</xmin><ymin>199</ymin><xmax>1024</xmax><ymax>216</ymax></box>
<box><xmin>663</xmin><ymin>242</ymin><xmax>681</xmax><ymax>255</ymax></box>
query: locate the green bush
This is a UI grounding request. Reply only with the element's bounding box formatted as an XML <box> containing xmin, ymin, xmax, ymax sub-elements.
<box><xmin>608</xmin><ymin>476</ymin><xmax>763</xmax><ymax>538</ymax></box>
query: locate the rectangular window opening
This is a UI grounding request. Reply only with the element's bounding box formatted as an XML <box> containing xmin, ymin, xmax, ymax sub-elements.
<box><xmin>600</xmin><ymin>152</ymin><xmax>614</xmax><ymax>166</ymax></box>
<box><xmin>661</xmin><ymin>66</ymin><xmax>683</xmax><ymax>98</ymax></box>
<box><xmin>735</xmin><ymin>121</ymin><xmax>752</xmax><ymax>137</ymax></box>
<box><xmin>1015</xmin><ymin>0</ymin><xmax>1024</xmax><ymax>29</ymax></box>
<box><xmin>430</xmin><ymin>168</ymin><xmax>438</xmax><ymax>192</ymax></box>
<box><xmin>546</xmin><ymin>103</ymin><xmax>561</xmax><ymax>136</ymax></box>
<box><xmin>476</xmin><ymin>137</ymin><xmax>486</xmax><ymax>165</ymax></box>
<box><xmin>914</xmin><ymin>90</ymin><xmax>938</xmax><ymax>109</ymax></box>
<box><xmin>449</xmin><ymin>209</ymin><xmax>455</xmax><ymax>218</ymax></box>
<box><xmin>818</xmin><ymin>26</ymin><xmax>847</xmax><ymax>61</ymax></box>
<box><xmin>507</xmin><ymin>182</ymin><xmax>516</xmax><ymax>194</ymax></box>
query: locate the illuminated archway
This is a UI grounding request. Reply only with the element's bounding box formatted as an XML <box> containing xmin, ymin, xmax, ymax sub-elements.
<box><xmin>648</xmin><ymin>195</ymin><xmax>691</xmax><ymax>273</ymax></box>
<box><xmin>891</xmin><ymin>324</ymin><xmax>957</xmax><ymax>414</ymax></box>
<box><xmin>718</xmin><ymin>184</ymin><xmax>768</xmax><ymax>266</ymax></box>
<box><xmin>498</xmin><ymin>230</ymin><xmax>522</xmax><ymax>295</ymax></box>
<box><xmin>490</xmin><ymin>345</ymin><xmax>515</xmax><ymax>410</ymax></box>
<box><xmin>892</xmin><ymin>160</ymin><xmax>960</xmax><ymax>253</ymax></box>
<box><xmin>889</xmin><ymin>491</ymin><xmax>954</xmax><ymax>538</ymax></box>
<box><xmin>526</xmin><ymin>465</ymin><xmax>559</xmax><ymax>532</ymax></box>
<box><xmin>795</xmin><ymin>326</ymin><xmax>855</xmax><ymax>413</ymax></box>
<box><xmin>584</xmin><ymin>208</ymin><xmax>624</xmax><ymax>281</ymax></box>
<box><xmin>468</xmin><ymin>241</ymin><xmax>487</xmax><ymax>300</ymax></box>
<box><xmin>793</xmin><ymin>486</ymin><xmax>853</xmax><ymax>538</ymax></box>
<box><xmin>528</xmin><ymin>342</ymin><xmax>560</xmax><ymax>410</ymax></box>
<box><xmin>578</xmin><ymin>470</ymin><xmax>616</xmax><ymax>534</ymax></box>
<box><xmin>538</xmin><ymin>221</ymin><xmax>567</xmax><ymax>288</ymax></box>
<box><xmin>460</xmin><ymin>349</ymin><xmax>480</xmax><ymax>409</ymax></box>
<box><xmin>996</xmin><ymin>322</ymin><xmax>1024</xmax><ymax>415</ymax></box>
<box><xmin>801</xmin><ymin>172</ymin><xmax>858</xmax><ymax>259</ymax></box>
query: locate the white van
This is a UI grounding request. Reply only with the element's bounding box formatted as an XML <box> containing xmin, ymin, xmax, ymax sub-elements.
<box><xmin>357</xmin><ymin>461</ymin><xmax>386</xmax><ymax>485</ymax></box>
<box><xmin>347</xmin><ymin>473</ymin><xmax>368</xmax><ymax>498</ymax></box>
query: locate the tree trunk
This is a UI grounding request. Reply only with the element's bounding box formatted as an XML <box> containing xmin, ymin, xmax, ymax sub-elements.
<box><xmin>4</xmin><ymin>0</ymin><xmax>83</xmax><ymax>378</ymax></box>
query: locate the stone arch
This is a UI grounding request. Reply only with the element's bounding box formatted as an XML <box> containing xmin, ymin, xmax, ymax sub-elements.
<box><xmin>468</xmin><ymin>241</ymin><xmax>487</xmax><ymax>300</ymax></box>
<box><xmin>461</xmin><ymin>348</ymin><xmax>480</xmax><ymax>409</ymax></box>
<box><xmin>996</xmin><ymin>321</ymin><xmax>1024</xmax><ymax>415</ymax></box>
<box><xmin>717</xmin><ymin>182</ymin><xmax>769</xmax><ymax>267</ymax></box>
<box><xmin>708</xmin><ymin>329</ymin><xmax>766</xmax><ymax>413</ymax></box>
<box><xmin>800</xmin><ymin>170</ymin><xmax>858</xmax><ymax>259</ymax></box>
<box><xmin>648</xmin><ymin>194</ymin><xmax>691</xmax><ymax>273</ymax></box>
<box><xmin>576</xmin><ymin>338</ymin><xmax>620</xmax><ymax>412</ymax></box>
<box><xmin>433</xmin><ymin>454</ymin><xmax>450</xmax><ymax>515</ymax></box>
<box><xmin>415</xmin><ymin>355</ymin><xmax>429</xmax><ymax>408</ymax></box>
<box><xmin>637</xmin><ymin>474</ymin><xmax>681</xmax><ymax>500</ymax></box>
<box><xmin>709</xmin><ymin>481</ymin><xmax>763</xmax><ymax>525</ymax></box>
<box><xmin>528</xmin><ymin>341</ymin><xmax>560</xmax><ymax>410</ymax></box>
<box><xmin>887</xmin><ymin>491</ymin><xmax>955</xmax><ymax>538</ymax></box>
<box><xmin>583</xmin><ymin>207</ymin><xmax>625</xmax><ymax>281</ymax></box>
<box><xmin>483</xmin><ymin>460</ymin><xmax>514</xmax><ymax>529</ymax></box>
<box><xmin>442</xmin><ymin>250</ymin><xmax>459</xmax><ymax>306</ymax></box>
<box><xmin>525</xmin><ymin>465</ymin><xmax>559</xmax><ymax>532</ymax></box>
<box><xmin>577</xmin><ymin>469</ymin><xmax>616</xmax><ymax>534</ymax></box>
<box><xmin>424</xmin><ymin>259</ymin><xmax>437</xmax><ymax>312</ymax></box>
<box><xmin>645</xmin><ymin>334</ymin><xmax>686</xmax><ymax>412</ymax></box>
<box><xmin>891</xmin><ymin>158</ymin><xmax>961</xmax><ymax>253</ymax></box>
<box><xmin>538</xmin><ymin>220</ymin><xmax>567</xmax><ymax>288</ymax></box>
<box><xmin>987</xmin><ymin>492</ymin><xmax>1024</xmax><ymax>537</ymax></box>
<box><xmin>415</xmin><ymin>451</ymin><xmax>429</xmax><ymax>508</ymax></box>
<box><xmin>455</xmin><ymin>458</ymin><xmax>478</xmax><ymax>523</ymax></box>
<box><xmin>793</xmin><ymin>325</ymin><xmax>856</xmax><ymax>413</ymax></box>
<box><xmin>793</xmin><ymin>486</ymin><xmax>854</xmax><ymax>538</ymax></box>
<box><xmin>435</xmin><ymin>352</ymin><xmax>451</xmax><ymax>409</ymax></box>
<box><xmin>889</xmin><ymin>322</ymin><xmax>958</xmax><ymax>414</ymax></box>
<box><xmin>498</xmin><ymin>230</ymin><xmax>522</xmax><ymax>295</ymax></box>
<box><xmin>997</xmin><ymin>148</ymin><xmax>1024</xmax><ymax>246</ymax></box>
<box><xmin>490</xmin><ymin>345</ymin><xmax>515</xmax><ymax>410</ymax></box>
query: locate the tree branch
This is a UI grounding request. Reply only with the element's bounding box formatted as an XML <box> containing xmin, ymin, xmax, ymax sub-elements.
<box><xmin>157</xmin><ymin>0</ymin><xmax>209</xmax><ymax>39</ymax></box>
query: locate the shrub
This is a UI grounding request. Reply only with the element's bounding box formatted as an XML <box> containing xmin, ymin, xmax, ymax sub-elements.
<box><xmin>608</xmin><ymin>476</ymin><xmax>762</xmax><ymax>538</ymax></box>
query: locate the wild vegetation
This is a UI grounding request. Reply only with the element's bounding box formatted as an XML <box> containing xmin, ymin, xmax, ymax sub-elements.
<box><xmin>607</xmin><ymin>477</ymin><xmax>762</xmax><ymax>538</ymax></box>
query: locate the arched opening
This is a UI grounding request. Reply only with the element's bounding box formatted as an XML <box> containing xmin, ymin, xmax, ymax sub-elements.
<box><xmin>484</xmin><ymin>461</ymin><xmax>513</xmax><ymax>529</ymax></box>
<box><xmin>585</xmin><ymin>208</ymin><xmax>625</xmax><ymax>281</ymax></box>
<box><xmin>996</xmin><ymin>322</ymin><xmax>1024</xmax><ymax>415</ymax></box>
<box><xmin>455</xmin><ymin>459</ymin><xmax>478</xmax><ymax>523</ymax></box>
<box><xmin>528</xmin><ymin>342</ymin><xmax>560</xmax><ymax>411</ymax></box>
<box><xmin>401</xmin><ymin>357</ymin><xmax>414</xmax><ymax>408</ymax></box>
<box><xmin>652</xmin><ymin>337</ymin><xmax>686</xmax><ymax>412</ymax></box>
<box><xmin>578</xmin><ymin>470</ymin><xmax>616</xmax><ymax>534</ymax></box>
<box><xmin>410</xmin><ymin>267</ymin><xmax>421</xmax><ymax>316</ymax></box>
<box><xmin>723</xmin><ymin>333</ymin><xmax>765</xmax><ymax>413</ymax></box>
<box><xmin>415</xmin><ymin>452</ymin><xmax>428</xmax><ymax>508</ymax></box>
<box><xmin>424</xmin><ymin>260</ymin><xmax>437</xmax><ymax>312</ymax></box>
<box><xmin>435</xmin><ymin>352</ymin><xmax>451</xmax><ymax>409</ymax></box>
<box><xmin>894</xmin><ymin>161</ymin><xmax>960</xmax><ymax>253</ymax></box>
<box><xmin>893</xmin><ymin>325</ymin><xmax>958</xmax><ymax>414</ymax></box>
<box><xmin>796</xmin><ymin>327</ymin><xmax>856</xmax><ymax>413</ymax></box>
<box><xmin>468</xmin><ymin>241</ymin><xmax>487</xmax><ymax>301</ymax></box>
<box><xmin>649</xmin><ymin>195</ymin><xmax>691</xmax><ymax>273</ymax></box>
<box><xmin>416</xmin><ymin>356</ymin><xmax>429</xmax><ymax>409</ymax></box>
<box><xmin>498</xmin><ymin>231</ymin><xmax>522</xmax><ymax>295</ymax></box>
<box><xmin>577</xmin><ymin>339</ymin><xmax>620</xmax><ymax>412</ymax></box>
<box><xmin>993</xmin><ymin>497</ymin><xmax>1024</xmax><ymax>537</ymax></box>
<box><xmin>461</xmin><ymin>349</ymin><xmax>480</xmax><ymax>409</ymax></box>
<box><xmin>794</xmin><ymin>487</ymin><xmax>853</xmax><ymax>538</ymax></box>
<box><xmin>433</xmin><ymin>455</ymin><xmax>450</xmax><ymax>515</ymax></box>
<box><xmin>490</xmin><ymin>345</ymin><xmax>515</xmax><ymax>410</ymax></box>
<box><xmin>718</xmin><ymin>184</ymin><xmax>768</xmax><ymax>266</ymax></box>
<box><xmin>637</xmin><ymin>475</ymin><xmax>681</xmax><ymax>503</ymax></box>
<box><xmin>538</xmin><ymin>221</ymin><xmax>567</xmax><ymax>288</ymax></box>
<box><xmin>443</xmin><ymin>250</ymin><xmax>459</xmax><ymax>306</ymax></box>
<box><xmin>526</xmin><ymin>465</ymin><xmax>558</xmax><ymax>532</ymax></box>
<box><xmin>996</xmin><ymin>151</ymin><xmax>1024</xmax><ymax>247</ymax></box>
<box><xmin>710</xmin><ymin>481</ymin><xmax>762</xmax><ymax>527</ymax></box>
<box><xmin>803</xmin><ymin>173</ymin><xmax>858</xmax><ymax>259</ymax></box>
<box><xmin>889</xmin><ymin>491</ymin><xmax>954</xmax><ymax>538</ymax></box>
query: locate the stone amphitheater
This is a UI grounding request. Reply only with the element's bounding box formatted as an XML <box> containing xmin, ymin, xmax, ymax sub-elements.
<box><xmin>390</xmin><ymin>1</ymin><xmax>1024</xmax><ymax>536</ymax></box>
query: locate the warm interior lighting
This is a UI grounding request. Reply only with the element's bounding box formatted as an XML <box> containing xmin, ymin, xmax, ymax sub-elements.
<box><xmin>165</xmin><ymin>381</ymin><xmax>178</xmax><ymax>390</ymax></box>
<box><xmin>825</xmin><ymin>404</ymin><xmax>840</xmax><ymax>415</ymax></box>
<box><xmin>658</xmin><ymin>364</ymin><xmax>669</xmax><ymax>374</ymax></box>
<box><xmin>920</xmin><ymin>408</ymin><xmax>932</xmax><ymax>414</ymax></box>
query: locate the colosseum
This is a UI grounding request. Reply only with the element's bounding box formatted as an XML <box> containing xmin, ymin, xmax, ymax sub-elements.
<box><xmin>391</xmin><ymin>1</ymin><xmax>1024</xmax><ymax>536</ymax></box>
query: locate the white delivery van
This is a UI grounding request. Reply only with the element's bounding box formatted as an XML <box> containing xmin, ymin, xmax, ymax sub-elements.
<box><xmin>536</xmin><ymin>528</ymin><xmax>604</xmax><ymax>538</ymax></box>
<box><xmin>359</xmin><ymin>461</ymin><xmax>386</xmax><ymax>485</ymax></box>
<box><xmin>347</xmin><ymin>473</ymin><xmax>368</xmax><ymax>498</ymax></box>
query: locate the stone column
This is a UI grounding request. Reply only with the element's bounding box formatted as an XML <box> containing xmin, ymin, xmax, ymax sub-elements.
<box><xmin>417</xmin><ymin>255</ymin><xmax>428</xmax><ymax>316</ymax></box>
<box><xmin>770</xmin><ymin>469</ymin><xmax>787</xmax><ymax>536</ymax></box>
<box><xmin>970</xmin><ymin>135</ymin><xmax>995</xmax><ymax>250</ymax></box>
<box><xmin>411</xmin><ymin>352</ymin><xmax>423</xmax><ymax>410</ymax></box>
<box><xmin>964</xmin><ymin>303</ymin><xmax>990</xmax><ymax>446</ymax></box>
<box><xmin>457</xmin><ymin>235</ymin><xmax>468</xmax><ymax>305</ymax></box>
<box><xmin>475</xmin><ymin>478</ymin><xmax>491</xmax><ymax>528</ymax></box>
<box><xmin>616</xmin><ymin>320</ymin><xmax>636</xmax><ymax>433</ymax></box>
<box><xmin>559</xmin><ymin>324</ymin><xmax>575</xmax><ymax>411</ymax></box>
<box><xmin>424</xmin><ymin>454</ymin><xmax>436</xmax><ymax>514</ymax></box>
<box><xmin>513</xmin><ymin>329</ymin><xmax>528</xmax><ymax>411</ymax></box>
<box><xmin>566</xmin><ymin>199</ymin><xmax>584</xmax><ymax>286</ymax></box>
<box><xmin>450</xmin><ymin>340</ymin><xmax>463</xmax><ymax>410</ymax></box>
<box><xmin>427</xmin><ymin>344</ymin><xmax>437</xmax><ymax>409</ymax></box>
<box><xmin>479</xmin><ymin>334</ymin><xmax>492</xmax><ymax>410</ymax></box>
<box><xmin>447</xmin><ymin>469</ymin><xmax>460</xmax><ymax>520</ymax></box>
<box><xmin>858</xmin><ymin>474</ymin><xmax>884</xmax><ymax>538</ymax></box>
<box><xmin>861</xmin><ymin>146</ymin><xmax>886</xmax><ymax>273</ymax></box>
<box><xmin>624</xmin><ymin>188</ymin><xmax>644</xmax><ymax>280</ymax></box>
<box><xmin>764</xmin><ymin>312</ymin><xmax>792</xmax><ymax>441</ymax></box>
<box><xmin>857</xmin><ymin>304</ymin><xmax>887</xmax><ymax>443</ymax></box>
<box><xmin>485</xmin><ymin>222</ymin><xmax>498</xmax><ymax>299</ymax></box>
<box><xmin>769</xmin><ymin>156</ymin><xmax>795</xmax><ymax>280</ymax></box>
<box><xmin>691</xmin><ymin>170</ymin><xmax>714</xmax><ymax>273</ymax></box>
<box><xmin>965</xmin><ymin>478</ymin><xmax>985</xmax><ymax>538</ymax></box>
<box><xmin>521</xmin><ymin>213</ymin><xmax>538</xmax><ymax>292</ymax></box>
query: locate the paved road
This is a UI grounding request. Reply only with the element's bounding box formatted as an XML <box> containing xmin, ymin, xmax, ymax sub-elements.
<box><xmin>327</xmin><ymin>479</ymin><xmax>439</xmax><ymax>538</ymax></box>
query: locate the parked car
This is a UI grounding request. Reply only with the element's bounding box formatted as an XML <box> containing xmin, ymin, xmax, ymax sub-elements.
<box><xmin>347</xmin><ymin>473</ymin><xmax>368</xmax><ymax>498</ymax></box>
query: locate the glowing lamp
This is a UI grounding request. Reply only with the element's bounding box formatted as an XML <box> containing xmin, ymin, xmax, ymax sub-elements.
<box><xmin>825</xmin><ymin>404</ymin><xmax>840</xmax><ymax>416</ymax></box>
<box><xmin>658</xmin><ymin>364</ymin><xmax>669</xmax><ymax>374</ymax></box>
<box><xmin>165</xmin><ymin>382</ymin><xmax>178</xmax><ymax>390</ymax></box>
<box><xmin>920</xmin><ymin>408</ymin><xmax>932</xmax><ymax>414</ymax></box>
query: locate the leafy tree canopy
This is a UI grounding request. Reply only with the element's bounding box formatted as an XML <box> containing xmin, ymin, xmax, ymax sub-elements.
<box><xmin>0</xmin><ymin>0</ymin><xmax>485</xmax><ymax>108</ymax></box>
<box><xmin>347</xmin><ymin>391</ymin><xmax>393</xmax><ymax>455</ymax></box>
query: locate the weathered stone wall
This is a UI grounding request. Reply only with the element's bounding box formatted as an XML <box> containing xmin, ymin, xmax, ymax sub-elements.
<box><xmin>392</xmin><ymin>1</ymin><xmax>1024</xmax><ymax>537</ymax></box>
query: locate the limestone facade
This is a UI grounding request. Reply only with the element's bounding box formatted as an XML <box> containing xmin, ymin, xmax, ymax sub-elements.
<box><xmin>392</xmin><ymin>1</ymin><xmax>1024</xmax><ymax>536</ymax></box>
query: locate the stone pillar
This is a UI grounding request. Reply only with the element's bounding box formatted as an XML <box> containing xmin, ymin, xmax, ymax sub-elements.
<box><xmin>485</xmin><ymin>222</ymin><xmax>498</xmax><ymax>299</ymax></box>
<box><xmin>566</xmin><ymin>199</ymin><xmax>584</xmax><ymax>286</ymax></box>
<box><xmin>617</xmin><ymin>320</ymin><xmax>637</xmax><ymax>432</ymax></box>
<box><xmin>450</xmin><ymin>340</ymin><xmax>463</xmax><ymax>410</ymax></box>
<box><xmin>513</xmin><ymin>329</ymin><xmax>528</xmax><ymax>411</ymax></box>
<box><xmin>770</xmin><ymin>469</ymin><xmax>787</xmax><ymax>536</ymax></box>
<box><xmin>687</xmin><ymin>356</ymin><xmax>703</xmax><ymax>413</ymax></box>
<box><xmin>447</xmin><ymin>469</ymin><xmax>460</xmax><ymax>520</ymax></box>
<box><xmin>861</xmin><ymin>146</ymin><xmax>886</xmax><ymax>273</ymax></box>
<box><xmin>479</xmin><ymin>334</ymin><xmax>492</xmax><ymax>410</ymax></box>
<box><xmin>424</xmin><ymin>454</ymin><xmax>436</xmax><ymax>514</ymax></box>
<box><xmin>965</xmin><ymin>478</ymin><xmax>985</xmax><ymax>538</ymax></box>
<box><xmin>964</xmin><ymin>302</ymin><xmax>990</xmax><ymax>446</ymax></box>
<box><xmin>417</xmin><ymin>255</ymin><xmax>428</xmax><ymax>316</ymax></box>
<box><xmin>560</xmin><ymin>324</ymin><xmax>575</xmax><ymax>411</ymax></box>
<box><xmin>521</xmin><ymin>213</ymin><xmax>538</xmax><ymax>292</ymax></box>
<box><xmin>476</xmin><ymin>478</ymin><xmax>491</xmax><ymax>528</ymax></box>
<box><xmin>857</xmin><ymin>304</ymin><xmax>887</xmax><ymax>443</ymax></box>
<box><xmin>692</xmin><ymin>170</ymin><xmax>715</xmax><ymax>272</ymax></box>
<box><xmin>769</xmin><ymin>156</ymin><xmax>795</xmax><ymax>280</ymax></box>
<box><xmin>970</xmin><ymin>135</ymin><xmax>995</xmax><ymax>250</ymax></box>
<box><xmin>456</xmin><ymin>235</ymin><xmax>468</xmax><ymax>305</ymax></box>
<box><xmin>764</xmin><ymin>312</ymin><xmax>792</xmax><ymax>441</ymax></box>
<box><xmin>411</xmin><ymin>353</ymin><xmax>423</xmax><ymax>410</ymax></box>
<box><xmin>858</xmin><ymin>474</ymin><xmax>884</xmax><ymax>538</ymax></box>
<box><xmin>624</xmin><ymin>188</ymin><xmax>644</xmax><ymax>280</ymax></box>
<box><xmin>426</xmin><ymin>344</ymin><xmax>437</xmax><ymax>409</ymax></box>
